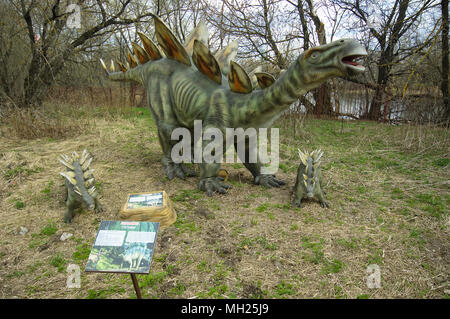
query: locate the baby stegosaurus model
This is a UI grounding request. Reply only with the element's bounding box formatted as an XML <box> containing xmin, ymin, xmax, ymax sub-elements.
<box><xmin>293</xmin><ymin>149</ymin><xmax>329</xmax><ymax>209</ymax></box>
<box><xmin>58</xmin><ymin>150</ymin><xmax>103</xmax><ymax>223</ymax></box>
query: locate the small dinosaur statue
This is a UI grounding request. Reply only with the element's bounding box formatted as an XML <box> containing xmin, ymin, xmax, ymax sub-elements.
<box><xmin>100</xmin><ymin>16</ymin><xmax>367</xmax><ymax>196</ymax></box>
<box><xmin>59</xmin><ymin>149</ymin><xmax>103</xmax><ymax>223</ymax></box>
<box><xmin>293</xmin><ymin>149</ymin><xmax>329</xmax><ymax>208</ymax></box>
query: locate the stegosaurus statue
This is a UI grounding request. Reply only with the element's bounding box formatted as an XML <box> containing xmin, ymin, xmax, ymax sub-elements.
<box><xmin>100</xmin><ymin>15</ymin><xmax>367</xmax><ymax>196</ymax></box>
<box><xmin>59</xmin><ymin>150</ymin><xmax>103</xmax><ymax>223</ymax></box>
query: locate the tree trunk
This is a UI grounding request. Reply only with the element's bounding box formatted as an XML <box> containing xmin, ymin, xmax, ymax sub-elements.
<box><xmin>366</xmin><ymin>61</ymin><xmax>391</xmax><ymax>120</ymax></box>
<box><xmin>442</xmin><ymin>0</ymin><xmax>449</xmax><ymax>126</ymax></box>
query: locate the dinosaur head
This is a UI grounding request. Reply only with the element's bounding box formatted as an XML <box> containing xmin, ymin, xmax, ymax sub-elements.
<box><xmin>297</xmin><ymin>39</ymin><xmax>367</xmax><ymax>88</ymax></box>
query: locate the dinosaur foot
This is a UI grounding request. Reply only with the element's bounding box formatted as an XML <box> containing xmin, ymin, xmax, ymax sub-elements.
<box><xmin>199</xmin><ymin>177</ymin><xmax>232</xmax><ymax>196</ymax></box>
<box><xmin>95</xmin><ymin>204</ymin><xmax>104</xmax><ymax>213</ymax></box>
<box><xmin>320</xmin><ymin>201</ymin><xmax>330</xmax><ymax>208</ymax></box>
<box><xmin>162</xmin><ymin>158</ymin><xmax>197</xmax><ymax>180</ymax></box>
<box><xmin>254</xmin><ymin>174</ymin><xmax>285</xmax><ymax>188</ymax></box>
<box><xmin>293</xmin><ymin>198</ymin><xmax>302</xmax><ymax>208</ymax></box>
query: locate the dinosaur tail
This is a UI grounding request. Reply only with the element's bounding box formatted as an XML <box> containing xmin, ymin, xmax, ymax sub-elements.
<box><xmin>100</xmin><ymin>58</ymin><xmax>144</xmax><ymax>84</ymax></box>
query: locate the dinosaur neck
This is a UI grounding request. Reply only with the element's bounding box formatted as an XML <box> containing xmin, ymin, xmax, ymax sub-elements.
<box><xmin>236</xmin><ymin>56</ymin><xmax>314</xmax><ymax>128</ymax></box>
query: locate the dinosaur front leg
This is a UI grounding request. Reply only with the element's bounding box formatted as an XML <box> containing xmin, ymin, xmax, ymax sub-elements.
<box><xmin>63</xmin><ymin>191</ymin><xmax>79</xmax><ymax>223</ymax></box>
<box><xmin>158</xmin><ymin>123</ymin><xmax>197</xmax><ymax>180</ymax></box>
<box><xmin>234</xmin><ymin>138</ymin><xmax>285</xmax><ymax>188</ymax></box>
<box><xmin>292</xmin><ymin>177</ymin><xmax>305</xmax><ymax>208</ymax></box>
<box><xmin>197</xmin><ymin>128</ymin><xmax>232</xmax><ymax>196</ymax></box>
<box><xmin>198</xmin><ymin>162</ymin><xmax>232</xmax><ymax>196</ymax></box>
<box><xmin>94</xmin><ymin>197</ymin><xmax>104</xmax><ymax>213</ymax></box>
<box><xmin>315</xmin><ymin>184</ymin><xmax>330</xmax><ymax>208</ymax></box>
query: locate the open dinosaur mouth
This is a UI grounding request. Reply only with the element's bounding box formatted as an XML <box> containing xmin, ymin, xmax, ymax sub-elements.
<box><xmin>342</xmin><ymin>55</ymin><xmax>366</xmax><ymax>71</ymax></box>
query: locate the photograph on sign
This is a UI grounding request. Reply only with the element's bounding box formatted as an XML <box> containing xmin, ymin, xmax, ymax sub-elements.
<box><xmin>85</xmin><ymin>220</ymin><xmax>159</xmax><ymax>274</ymax></box>
<box><xmin>126</xmin><ymin>192</ymin><xmax>164</xmax><ymax>209</ymax></box>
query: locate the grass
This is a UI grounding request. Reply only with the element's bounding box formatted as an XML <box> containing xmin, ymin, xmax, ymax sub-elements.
<box><xmin>0</xmin><ymin>103</ymin><xmax>448</xmax><ymax>299</ymax></box>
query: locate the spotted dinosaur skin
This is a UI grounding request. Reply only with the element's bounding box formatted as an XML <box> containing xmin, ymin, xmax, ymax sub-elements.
<box><xmin>101</xmin><ymin>16</ymin><xmax>367</xmax><ymax>196</ymax></box>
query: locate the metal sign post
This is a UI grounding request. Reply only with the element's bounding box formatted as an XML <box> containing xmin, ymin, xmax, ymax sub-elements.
<box><xmin>130</xmin><ymin>273</ymin><xmax>142</xmax><ymax>299</ymax></box>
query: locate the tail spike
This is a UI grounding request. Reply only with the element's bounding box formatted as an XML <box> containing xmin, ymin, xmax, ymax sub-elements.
<box><xmin>100</xmin><ymin>58</ymin><xmax>109</xmax><ymax>74</ymax></box>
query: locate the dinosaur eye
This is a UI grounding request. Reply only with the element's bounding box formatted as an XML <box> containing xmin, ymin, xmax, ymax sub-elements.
<box><xmin>310</xmin><ymin>52</ymin><xmax>320</xmax><ymax>59</ymax></box>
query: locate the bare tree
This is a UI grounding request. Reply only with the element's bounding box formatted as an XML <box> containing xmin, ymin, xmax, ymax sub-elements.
<box><xmin>0</xmin><ymin>0</ymin><xmax>154</xmax><ymax>108</ymax></box>
<box><xmin>337</xmin><ymin>0</ymin><xmax>439</xmax><ymax>120</ymax></box>
<box><xmin>441</xmin><ymin>0</ymin><xmax>449</xmax><ymax>126</ymax></box>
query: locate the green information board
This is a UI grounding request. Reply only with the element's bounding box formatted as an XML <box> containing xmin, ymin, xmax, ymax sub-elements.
<box><xmin>85</xmin><ymin>220</ymin><xmax>159</xmax><ymax>274</ymax></box>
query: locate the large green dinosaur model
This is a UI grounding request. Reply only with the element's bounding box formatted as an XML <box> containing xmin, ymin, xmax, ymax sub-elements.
<box><xmin>100</xmin><ymin>16</ymin><xmax>367</xmax><ymax>196</ymax></box>
<box><xmin>59</xmin><ymin>150</ymin><xmax>103</xmax><ymax>223</ymax></box>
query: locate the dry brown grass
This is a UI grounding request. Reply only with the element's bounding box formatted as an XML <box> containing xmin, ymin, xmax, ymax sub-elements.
<box><xmin>0</xmin><ymin>106</ymin><xmax>448</xmax><ymax>299</ymax></box>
